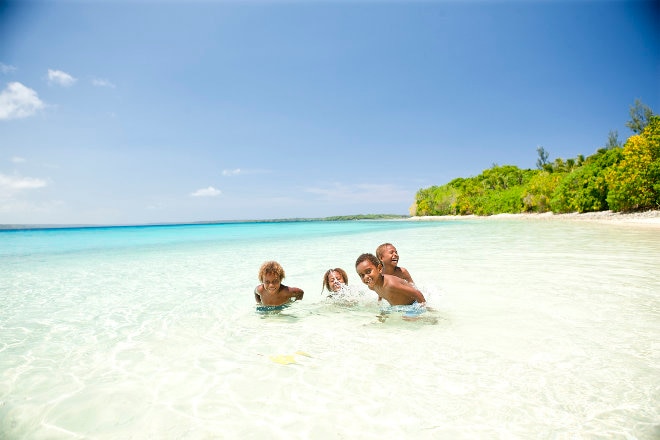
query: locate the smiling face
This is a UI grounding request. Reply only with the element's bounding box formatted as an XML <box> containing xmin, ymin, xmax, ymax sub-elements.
<box><xmin>378</xmin><ymin>244</ymin><xmax>399</xmax><ymax>268</ymax></box>
<box><xmin>261</xmin><ymin>272</ymin><xmax>281</xmax><ymax>295</ymax></box>
<box><xmin>326</xmin><ymin>270</ymin><xmax>346</xmax><ymax>292</ymax></box>
<box><xmin>356</xmin><ymin>259</ymin><xmax>381</xmax><ymax>290</ymax></box>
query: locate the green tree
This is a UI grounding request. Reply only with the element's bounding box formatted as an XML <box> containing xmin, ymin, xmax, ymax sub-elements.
<box><xmin>625</xmin><ymin>99</ymin><xmax>653</xmax><ymax>134</ymax></box>
<box><xmin>605</xmin><ymin>130</ymin><xmax>621</xmax><ymax>149</ymax></box>
<box><xmin>430</xmin><ymin>185</ymin><xmax>460</xmax><ymax>215</ymax></box>
<box><xmin>481</xmin><ymin>165</ymin><xmax>529</xmax><ymax>190</ymax></box>
<box><xmin>412</xmin><ymin>184</ymin><xmax>461</xmax><ymax>216</ymax></box>
<box><xmin>536</xmin><ymin>146</ymin><xmax>549</xmax><ymax>170</ymax></box>
<box><xmin>522</xmin><ymin>171</ymin><xmax>563</xmax><ymax>212</ymax></box>
<box><xmin>451</xmin><ymin>177</ymin><xmax>483</xmax><ymax>215</ymax></box>
<box><xmin>446</xmin><ymin>165</ymin><xmax>537</xmax><ymax>215</ymax></box>
<box><xmin>411</xmin><ymin>102</ymin><xmax>658</xmax><ymax>216</ymax></box>
<box><xmin>412</xmin><ymin>187</ymin><xmax>435</xmax><ymax>216</ymax></box>
<box><xmin>607</xmin><ymin>115</ymin><xmax>660</xmax><ymax>211</ymax></box>
<box><xmin>550</xmin><ymin>148</ymin><xmax>622</xmax><ymax>213</ymax></box>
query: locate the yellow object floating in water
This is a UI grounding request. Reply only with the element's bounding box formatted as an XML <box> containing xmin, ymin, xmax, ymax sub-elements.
<box><xmin>269</xmin><ymin>354</ymin><xmax>297</xmax><ymax>365</ymax></box>
<box><xmin>268</xmin><ymin>351</ymin><xmax>312</xmax><ymax>365</ymax></box>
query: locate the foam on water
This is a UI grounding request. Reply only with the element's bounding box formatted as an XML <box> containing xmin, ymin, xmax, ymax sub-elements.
<box><xmin>1</xmin><ymin>220</ymin><xmax>658</xmax><ymax>439</ymax></box>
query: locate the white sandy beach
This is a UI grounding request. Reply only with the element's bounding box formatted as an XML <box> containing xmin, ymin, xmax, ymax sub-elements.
<box><xmin>410</xmin><ymin>210</ymin><xmax>660</xmax><ymax>227</ymax></box>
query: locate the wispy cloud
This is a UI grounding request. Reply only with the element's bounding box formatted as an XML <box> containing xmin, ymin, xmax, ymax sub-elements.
<box><xmin>306</xmin><ymin>182</ymin><xmax>411</xmax><ymax>203</ymax></box>
<box><xmin>0</xmin><ymin>173</ymin><xmax>47</xmax><ymax>198</ymax></box>
<box><xmin>0</xmin><ymin>173</ymin><xmax>47</xmax><ymax>190</ymax></box>
<box><xmin>0</xmin><ymin>82</ymin><xmax>45</xmax><ymax>120</ymax></box>
<box><xmin>222</xmin><ymin>168</ymin><xmax>270</xmax><ymax>176</ymax></box>
<box><xmin>0</xmin><ymin>63</ymin><xmax>17</xmax><ymax>74</ymax></box>
<box><xmin>11</xmin><ymin>156</ymin><xmax>26</xmax><ymax>163</ymax></box>
<box><xmin>190</xmin><ymin>186</ymin><xmax>221</xmax><ymax>197</ymax></box>
<box><xmin>47</xmin><ymin>69</ymin><xmax>77</xmax><ymax>87</ymax></box>
<box><xmin>92</xmin><ymin>78</ymin><xmax>115</xmax><ymax>88</ymax></box>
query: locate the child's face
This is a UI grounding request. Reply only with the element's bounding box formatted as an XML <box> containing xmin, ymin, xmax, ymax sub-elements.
<box><xmin>327</xmin><ymin>271</ymin><xmax>345</xmax><ymax>292</ymax></box>
<box><xmin>356</xmin><ymin>260</ymin><xmax>380</xmax><ymax>289</ymax></box>
<box><xmin>261</xmin><ymin>272</ymin><xmax>281</xmax><ymax>294</ymax></box>
<box><xmin>379</xmin><ymin>245</ymin><xmax>399</xmax><ymax>267</ymax></box>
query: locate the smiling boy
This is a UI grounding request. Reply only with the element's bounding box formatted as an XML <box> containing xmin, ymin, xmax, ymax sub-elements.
<box><xmin>355</xmin><ymin>253</ymin><xmax>425</xmax><ymax>306</ymax></box>
<box><xmin>376</xmin><ymin>243</ymin><xmax>414</xmax><ymax>284</ymax></box>
<box><xmin>254</xmin><ymin>261</ymin><xmax>304</xmax><ymax>306</ymax></box>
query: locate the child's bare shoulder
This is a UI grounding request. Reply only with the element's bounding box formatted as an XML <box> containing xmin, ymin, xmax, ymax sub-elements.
<box><xmin>396</xmin><ymin>266</ymin><xmax>413</xmax><ymax>282</ymax></box>
<box><xmin>383</xmin><ymin>273</ymin><xmax>404</xmax><ymax>287</ymax></box>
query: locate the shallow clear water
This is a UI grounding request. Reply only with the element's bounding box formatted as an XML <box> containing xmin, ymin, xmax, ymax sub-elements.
<box><xmin>1</xmin><ymin>220</ymin><xmax>658</xmax><ymax>439</ymax></box>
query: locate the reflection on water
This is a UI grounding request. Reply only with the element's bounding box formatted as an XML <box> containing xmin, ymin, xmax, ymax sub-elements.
<box><xmin>0</xmin><ymin>220</ymin><xmax>658</xmax><ymax>439</ymax></box>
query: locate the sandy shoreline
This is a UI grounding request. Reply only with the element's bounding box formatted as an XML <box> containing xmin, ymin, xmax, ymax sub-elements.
<box><xmin>409</xmin><ymin>210</ymin><xmax>660</xmax><ymax>227</ymax></box>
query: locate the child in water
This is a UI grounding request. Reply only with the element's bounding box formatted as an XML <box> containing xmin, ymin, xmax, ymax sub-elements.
<box><xmin>376</xmin><ymin>243</ymin><xmax>414</xmax><ymax>284</ymax></box>
<box><xmin>254</xmin><ymin>261</ymin><xmax>304</xmax><ymax>306</ymax></box>
<box><xmin>322</xmin><ymin>267</ymin><xmax>349</xmax><ymax>295</ymax></box>
<box><xmin>355</xmin><ymin>253</ymin><xmax>425</xmax><ymax>306</ymax></box>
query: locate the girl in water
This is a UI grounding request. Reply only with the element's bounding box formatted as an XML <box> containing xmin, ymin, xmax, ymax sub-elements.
<box><xmin>322</xmin><ymin>267</ymin><xmax>349</xmax><ymax>296</ymax></box>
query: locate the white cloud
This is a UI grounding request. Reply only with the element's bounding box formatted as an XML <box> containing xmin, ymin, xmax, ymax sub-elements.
<box><xmin>0</xmin><ymin>63</ymin><xmax>17</xmax><ymax>74</ymax></box>
<box><xmin>0</xmin><ymin>173</ymin><xmax>47</xmax><ymax>199</ymax></box>
<box><xmin>191</xmin><ymin>186</ymin><xmax>221</xmax><ymax>197</ymax></box>
<box><xmin>223</xmin><ymin>168</ymin><xmax>270</xmax><ymax>176</ymax></box>
<box><xmin>92</xmin><ymin>78</ymin><xmax>115</xmax><ymax>88</ymax></box>
<box><xmin>48</xmin><ymin>69</ymin><xmax>77</xmax><ymax>87</ymax></box>
<box><xmin>11</xmin><ymin>156</ymin><xmax>26</xmax><ymax>163</ymax></box>
<box><xmin>0</xmin><ymin>82</ymin><xmax>45</xmax><ymax>120</ymax></box>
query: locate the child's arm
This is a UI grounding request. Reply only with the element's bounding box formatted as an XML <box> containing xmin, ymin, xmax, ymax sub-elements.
<box><xmin>393</xmin><ymin>277</ymin><xmax>425</xmax><ymax>304</ymax></box>
<box><xmin>288</xmin><ymin>286</ymin><xmax>304</xmax><ymax>301</ymax></box>
<box><xmin>254</xmin><ymin>286</ymin><xmax>262</xmax><ymax>304</ymax></box>
<box><xmin>399</xmin><ymin>267</ymin><xmax>414</xmax><ymax>284</ymax></box>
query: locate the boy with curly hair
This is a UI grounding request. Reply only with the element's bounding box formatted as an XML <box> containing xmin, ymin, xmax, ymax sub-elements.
<box><xmin>254</xmin><ymin>260</ymin><xmax>304</xmax><ymax>306</ymax></box>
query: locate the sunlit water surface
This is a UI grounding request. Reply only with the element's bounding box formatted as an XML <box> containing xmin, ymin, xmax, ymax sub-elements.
<box><xmin>1</xmin><ymin>220</ymin><xmax>658</xmax><ymax>439</ymax></box>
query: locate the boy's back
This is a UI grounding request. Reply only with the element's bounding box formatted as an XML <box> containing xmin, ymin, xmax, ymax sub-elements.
<box><xmin>377</xmin><ymin>274</ymin><xmax>424</xmax><ymax>305</ymax></box>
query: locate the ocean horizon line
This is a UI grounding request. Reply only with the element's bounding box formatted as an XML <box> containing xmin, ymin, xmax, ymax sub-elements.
<box><xmin>0</xmin><ymin>214</ymin><xmax>410</xmax><ymax>231</ymax></box>
<box><xmin>4</xmin><ymin>210</ymin><xmax>659</xmax><ymax>232</ymax></box>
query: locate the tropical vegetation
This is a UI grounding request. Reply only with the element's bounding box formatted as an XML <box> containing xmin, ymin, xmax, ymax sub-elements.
<box><xmin>411</xmin><ymin>100</ymin><xmax>659</xmax><ymax>216</ymax></box>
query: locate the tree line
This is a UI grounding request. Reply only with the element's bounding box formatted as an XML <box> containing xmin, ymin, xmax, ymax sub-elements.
<box><xmin>411</xmin><ymin>100</ymin><xmax>659</xmax><ymax>216</ymax></box>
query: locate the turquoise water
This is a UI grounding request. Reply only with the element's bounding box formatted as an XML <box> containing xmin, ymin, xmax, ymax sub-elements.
<box><xmin>1</xmin><ymin>219</ymin><xmax>659</xmax><ymax>439</ymax></box>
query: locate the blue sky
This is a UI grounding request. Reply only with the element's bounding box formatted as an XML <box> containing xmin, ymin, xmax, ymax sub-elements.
<box><xmin>1</xmin><ymin>0</ymin><xmax>658</xmax><ymax>225</ymax></box>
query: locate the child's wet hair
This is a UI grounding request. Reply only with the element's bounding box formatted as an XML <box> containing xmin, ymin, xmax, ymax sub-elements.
<box><xmin>322</xmin><ymin>267</ymin><xmax>349</xmax><ymax>292</ymax></box>
<box><xmin>258</xmin><ymin>260</ymin><xmax>285</xmax><ymax>282</ymax></box>
<box><xmin>375</xmin><ymin>243</ymin><xmax>394</xmax><ymax>259</ymax></box>
<box><xmin>355</xmin><ymin>253</ymin><xmax>381</xmax><ymax>268</ymax></box>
